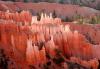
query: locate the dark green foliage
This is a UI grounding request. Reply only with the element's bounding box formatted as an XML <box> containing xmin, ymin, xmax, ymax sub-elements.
<box><xmin>36</xmin><ymin>12</ymin><xmax>41</xmax><ymax>21</ymax></box>
<box><xmin>24</xmin><ymin>0</ymin><xmax>28</xmax><ymax>2</ymax></box>
<box><xmin>32</xmin><ymin>0</ymin><xmax>38</xmax><ymax>3</ymax></box>
<box><xmin>59</xmin><ymin>0</ymin><xmax>64</xmax><ymax>4</ymax></box>
<box><xmin>64</xmin><ymin>16</ymin><xmax>73</xmax><ymax>22</ymax></box>
<box><xmin>43</xmin><ymin>64</ymin><xmax>49</xmax><ymax>69</ymax></box>
<box><xmin>91</xmin><ymin>0</ymin><xmax>95</xmax><ymax>2</ymax></box>
<box><xmin>36</xmin><ymin>9</ymin><xmax>46</xmax><ymax>21</ymax></box>
<box><xmin>0</xmin><ymin>49</ymin><xmax>9</xmax><ymax>69</ymax></box>
<box><xmin>46</xmin><ymin>61</ymin><xmax>51</xmax><ymax>66</ymax></box>
<box><xmin>52</xmin><ymin>10</ymin><xmax>57</xmax><ymax>18</ymax></box>
<box><xmin>74</xmin><ymin>14</ymin><xmax>82</xmax><ymax>19</ymax></box>
<box><xmin>71</xmin><ymin>0</ymin><xmax>78</xmax><ymax>5</ymax></box>
<box><xmin>53</xmin><ymin>58</ymin><xmax>63</xmax><ymax>64</ymax></box>
<box><xmin>73</xmin><ymin>12</ymin><xmax>84</xmax><ymax>24</ymax></box>
<box><xmin>89</xmin><ymin>15</ymin><xmax>100</xmax><ymax>24</ymax></box>
<box><xmin>46</xmin><ymin>53</ymin><xmax>51</xmax><ymax>59</ymax></box>
<box><xmin>90</xmin><ymin>17</ymin><xmax>96</xmax><ymax>24</ymax></box>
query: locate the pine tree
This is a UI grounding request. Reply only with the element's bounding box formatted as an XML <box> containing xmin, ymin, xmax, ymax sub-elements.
<box><xmin>59</xmin><ymin>0</ymin><xmax>64</xmax><ymax>4</ymax></box>
<box><xmin>52</xmin><ymin>10</ymin><xmax>57</xmax><ymax>18</ymax></box>
<box><xmin>24</xmin><ymin>0</ymin><xmax>28</xmax><ymax>2</ymax></box>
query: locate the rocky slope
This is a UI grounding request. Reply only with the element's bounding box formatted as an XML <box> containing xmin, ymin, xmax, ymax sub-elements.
<box><xmin>0</xmin><ymin>0</ymin><xmax>100</xmax><ymax>10</ymax></box>
<box><xmin>0</xmin><ymin>1</ymin><xmax>99</xmax><ymax>21</ymax></box>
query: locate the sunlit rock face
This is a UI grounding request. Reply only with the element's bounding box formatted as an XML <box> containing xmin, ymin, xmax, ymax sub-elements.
<box><xmin>0</xmin><ymin>10</ymin><xmax>100</xmax><ymax>69</ymax></box>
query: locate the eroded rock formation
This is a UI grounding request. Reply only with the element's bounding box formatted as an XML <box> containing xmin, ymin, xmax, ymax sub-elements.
<box><xmin>0</xmin><ymin>10</ymin><xmax>100</xmax><ymax>69</ymax></box>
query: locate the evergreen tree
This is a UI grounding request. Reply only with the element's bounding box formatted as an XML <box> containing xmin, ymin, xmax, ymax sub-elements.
<box><xmin>52</xmin><ymin>10</ymin><xmax>57</xmax><ymax>18</ymax></box>
<box><xmin>90</xmin><ymin>17</ymin><xmax>96</xmax><ymax>24</ymax></box>
<box><xmin>36</xmin><ymin>12</ymin><xmax>41</xmax><ymax>21</ymax></box>
<box><xmin>24</xmin><ymin>0</ymin><xmax>28</xmax><ymax>2</ymax></box>
<box><xmin>59</xmin><ymin>0</ymin><xmax>64</xmax><ymax>4</ymax></box>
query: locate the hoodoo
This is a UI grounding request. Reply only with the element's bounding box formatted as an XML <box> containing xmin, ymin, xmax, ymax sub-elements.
<box><xmin>0</xmin><ymin>2</ymin><xmax>100</xmax><ymax>68</ymax></box>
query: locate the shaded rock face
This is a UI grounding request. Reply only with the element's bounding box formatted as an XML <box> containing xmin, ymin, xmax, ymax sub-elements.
<box><xmin>0</xmin><ymin>10</ymin><xmax>100</xmax><ymax>69</ymax></box>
